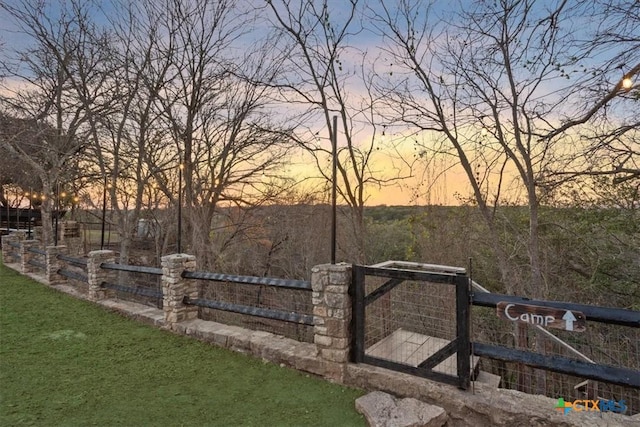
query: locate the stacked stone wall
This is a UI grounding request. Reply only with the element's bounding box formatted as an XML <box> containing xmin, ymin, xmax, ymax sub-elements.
<box><xmin>46</xmin><ymin>245</ymin><xmax>67</xmax><ymax>286</ymax></box>
<box><xmin>312</xmin><ymin>263</ymin><xmax>352</xmax><ymax>381</ymax></box>
<box><xmin>1</xmin><ymin>233</ymin><xmax>22</xmax><ymax>263</ymax></box>
<box><xmin>161</xmin><ymin>254</ymin><xmax>198</xmax><ymax>327</ymax></box>
<box><xmin>87</xmin><ymin>250</ymin><xmax>116</xmax><ymax>301</ymax></box>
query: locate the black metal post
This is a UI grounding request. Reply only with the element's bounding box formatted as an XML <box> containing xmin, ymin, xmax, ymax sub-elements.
<box><xmin>455</xmin><ymin>273</ymin><xmax>471</xmax><ymax>390</ymax></box>
<box><xmin>101</xmin><ymin>176</ymin><xmax>107</xmax><ymax>249</ymax></box>
<box><xmin>27</xmin><ymin>190</ymin><xmax>32</xmax><ymax>239</ymax></box>
<box><xmin>15</xmin><ymin>188</ymin><xmax>20</xmax><ymax>232</ymax></box>
<box><xmin>5</xmin><ymin>186</ymin><xmax>9</xmax><ymax>233</ymax></box>
<box><xmin>352</xmin><ymin>265</ymin><xmax>365</xmax><ymax>363</ymax></box>
<box><xmin>177</xmin><ymin>159</ymin><xmax>183</xmax><ymax>253</ymax></box>
<box><xmin>54</xmin><ymin>182</ymin><xmax>59</xmax><ymax>246</ymax></box>
<box><xmin>331</xmin><ymin>115</ymin><xmax>337</xmax><ymax>264</ymax></box>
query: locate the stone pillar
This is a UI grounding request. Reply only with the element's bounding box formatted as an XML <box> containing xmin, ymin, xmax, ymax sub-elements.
<box><xmin>21</xmin><ymin>240</ymin><xmax>40</xmax><ymax>274</ymax></box>
<box><xmin>58</xmin><ymin>221</ymin><xmax>77</xmax><ymax>241</ymax></box>
<box><xmin>161</xmin><ymin>254</ymin><xmax>198</xmax><ymax>329</ymax></box>
<box><xmin>33</xmin><ymin>226</ymin><xmax>43</xmax><ymax>244</ymax></box>
<box><xmin>1</xmin><ymin>233</ymin><xmax>21</xmax><ymax>263</ymax></box>
<box><xmin>57</xmin><ymin>221</ymin><xmax>65</xmax><ymax>244</ymax></box>
<box><xmin>312</xmin><ymin>263</ymin><xmax>352</xmax><ymax>382</ymax></box>
<box><xmin>46</xmin><ymin>245</ymin><xmax>68</xmax><ymax>286</ymax></box>
<box><xmin>87</xmin><ymin>250</ymin><xmax>116</xmax><ymax>301</ymax></box>
<box><xmin>60</xmin><ymin>221</ymin><xmax>81</xmax><ymax>255</ymax></box>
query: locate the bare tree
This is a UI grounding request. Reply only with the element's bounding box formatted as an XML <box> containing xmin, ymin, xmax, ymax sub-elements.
<box><xmin>370</xmin><ymin>0</ymin><xmax>638</xmax><ymax>297</ymax></box>
<box><xmin>552</xmin><ymin>0</ymin><xmax>640</xmax><ymax>186</ymax></box>
<box><xmin>80</xmin><ymin>0</ymin><xmax>177</xmax><ymax>264</ymax></box>
<box><xmin>0</xmin><ymin>115</ymin><xmax>42</xmax><ymax>201</ymax></box>
<box><xmin>265</xmin><ymin>0</ymin><xmax>404</xmax><ymax>263</ymax></box>
<box><xmin>146</xmin><ymin>0</ymin><xmax>297</xmax><ymax>268</ymax></box>
<box><xmin>0</xmin><ymin>0</ymin><xmax>100</xmax><ymax>244</ymax></box>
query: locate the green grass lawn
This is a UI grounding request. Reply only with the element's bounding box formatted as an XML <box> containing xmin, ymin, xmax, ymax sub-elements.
<box><xmin>0</xmin><ymin>260</ymin><xmax>365</xmax><ymax>426</ymax></box>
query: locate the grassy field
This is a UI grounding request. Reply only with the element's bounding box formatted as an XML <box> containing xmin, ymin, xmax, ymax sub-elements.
<box><xmin>0</xmin><ymin>260</ymin><xmax>365</xmax><ymax>426</ymax></box>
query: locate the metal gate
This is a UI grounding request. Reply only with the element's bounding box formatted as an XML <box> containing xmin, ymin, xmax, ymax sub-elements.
<box><xmin>352</xmin><ymin>261</ymin><xmax>472</xmax><ymax>389</ymax></box>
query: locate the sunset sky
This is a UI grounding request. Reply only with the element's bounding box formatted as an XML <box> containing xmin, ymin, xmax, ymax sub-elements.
<box><xmin>0</xmin><ymin>1</ymin><xmax>636</xmax><ymax>207</ymax></box>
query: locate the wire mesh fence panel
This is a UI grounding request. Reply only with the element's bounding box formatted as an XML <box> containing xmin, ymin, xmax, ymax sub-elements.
<box><xmin>471</xmin><ymin>305</ymin><xmax>640</xmax><ymax>415</ymax></box>
<box><xmin>363</xmin><ymin>276</ymin><xmax>458</xmax><ymax>374</ymax></box>
<box><xmin>111</xmin><ymin>270</ymin><xmax>163</xmax><ymax>309</ymax></box>
<box><xmin>27</xmin><ymin>251</ymin><xmax>47</xmax><ymax>275</ymax></box>
<box><xmin>58</xmin><ymin>261</ymin><xmax>90</xmax><ymax>296</ymax></box>
<box><xmin>198</xmin><ymin>280</ymin><xmax>313</xmax><ymax>342</ymax></box>
<box><xmin>78</xmin><ymin>221</ymin><xmax>122</xmax><ymax>252</ymax></box>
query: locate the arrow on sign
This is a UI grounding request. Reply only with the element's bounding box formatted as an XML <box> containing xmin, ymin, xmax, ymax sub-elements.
<box><xmin>562</xmin><ymin>311</ymin><xmax>577</xmax><ymax>331</ymax></box>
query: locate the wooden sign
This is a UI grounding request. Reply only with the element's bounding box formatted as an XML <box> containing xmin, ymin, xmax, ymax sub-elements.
<box><xmin>497</xmin><ymin>302</ymin><xmax>586</xmax><ymax>332</ymax></box>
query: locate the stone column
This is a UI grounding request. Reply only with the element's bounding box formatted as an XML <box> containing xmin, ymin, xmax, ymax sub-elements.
<box><xmin>87</xmin><ymin>250</ymin><xmax>116</xmax><ymax>301</ymax></box>
<box><xmin>33</xmin><ymin>226</ymin><xmax>43</xmax><ymax>244</ymax></box>
<box><xmin>66</xmin><ymin>237</ymin><xmax>81</xmax><ymax>256</ymax></box>
<box><xmin>1</xmin><ymin>234</ymin><xmax>20</xmax><ymax>263</ymax></box>
<box><xmin>21</xmin><ymin>240</ymin><xmax>40</xmax><ymax>274</ymax></box>
<box><xmin>311</xmin><ymin>263</ymin><xmax>352</xmax><ymax>382</ymax></box>
<box><xmin>161</xmin><ymin>254</ymin><xmax>198</xmax><ymax>329</ymax></box>
<box><xmin>61</xmin><ymin>221</ymin><xmax>81</xmax><ymax>255</ymax></box>
<box><xmin>46</xmin><ymin>245</ymin><xmax>68</xmax><ymax>286</ymax></box>
<box><xmin>57</xmin><ymin>221</ymin><xmax>65</xmax><ymax>244</ymax></box>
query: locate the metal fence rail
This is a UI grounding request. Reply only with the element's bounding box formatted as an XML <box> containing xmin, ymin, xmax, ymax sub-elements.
<box><xmin>57</xmin><ymin>254</ymin><xmax>88</xmax><ymax>267</ymax></box>
<box><xmin>100</xmin><ymin>263</ymin><xmax>163</xmax><ymax>276</ymax></box>
<box><xmin>357</xmin><ymin>265</ymin><xmax>461</xmax><ymax>285</ymax></box>
<box><xmin>472</xmin><ymin>292</ymin><xmax>640</xmax><ymax>327</ymax></box>
<box><xmin>27</xmin><ymin>247</ymin><xmax>46</xmax><ymax>255</ymax></box>
<box><xmin>101</xmin><ymin>282</ymin><xmax>163</xmax><ymax>299</ymax></box>
<box><xmin>58</xmin><ymin>268</ymin><xmax>88</xmax><ymax>283</ymax></box>
<box><xmin>27</xmin><ymin>259</ymin><xmax>46</xmax><ymax>269</ymax></box>
<box><xmin>183</xmin><ymin>271</ymin><xmax>312</xmax><ymax>290</ymax></box>
<box><xmin>183</xmin><ymin>296</ymin><xmax>314</xmax><ymax>325</ymax></box>
<box><xmin>472</xmin><ymin>342</ymin><xmax>640</xmax><ymax>388</ymax></box>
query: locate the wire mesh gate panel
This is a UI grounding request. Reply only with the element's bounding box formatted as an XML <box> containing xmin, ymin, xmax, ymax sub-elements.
<box><xmin>352</xmin><ymin>262</ymin><xmax>472</xmax><ymax>389</ymax></box>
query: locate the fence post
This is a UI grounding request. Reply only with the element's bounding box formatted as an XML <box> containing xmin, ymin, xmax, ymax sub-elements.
<box><xmin>21</xmin><ymin>240</ymin><xmax>40</xmax><ymax>274</ymax></box>
<box><xmin>46</xmin><ymin>245</ymin><xmax>68</xmax><ymax>286</ymax></box>
<box><xmin>1</xmin><ymin>233</ymin><xmax>21</xmax><ymax>263</ymax></box>
<box><xmin>33</xmin><ymin>226</ymin><xmax>42</xmax><ymax>243</ymax></box>
<box><xmin>161</xmin><ymin>253</ymin><xmax>197</xmax><ymax>329</ymax></box>
<box><xmin>311</xmin><ymin>263</ymin><xmax>352</xmax><ymax>383</ymax></box>
<box><xmin>455</xmin><ymin>273</ymin><xmax>471</xmax><ymax>390</ymax></box>
<box><xmin>59</xmin><ymin>221</ymin><xmax>82</xmax><ymax>255</ymax></box>
<box><xmin>87</xmin><ymin>250</ymin><xmax>116</xmax><ymax>301</ymax></box>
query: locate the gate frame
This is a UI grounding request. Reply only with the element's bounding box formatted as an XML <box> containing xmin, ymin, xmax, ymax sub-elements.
<box><xmin>352</xmin><ymin>264</ymin><xmax>471</xmax><ymax>389</ymax></box>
